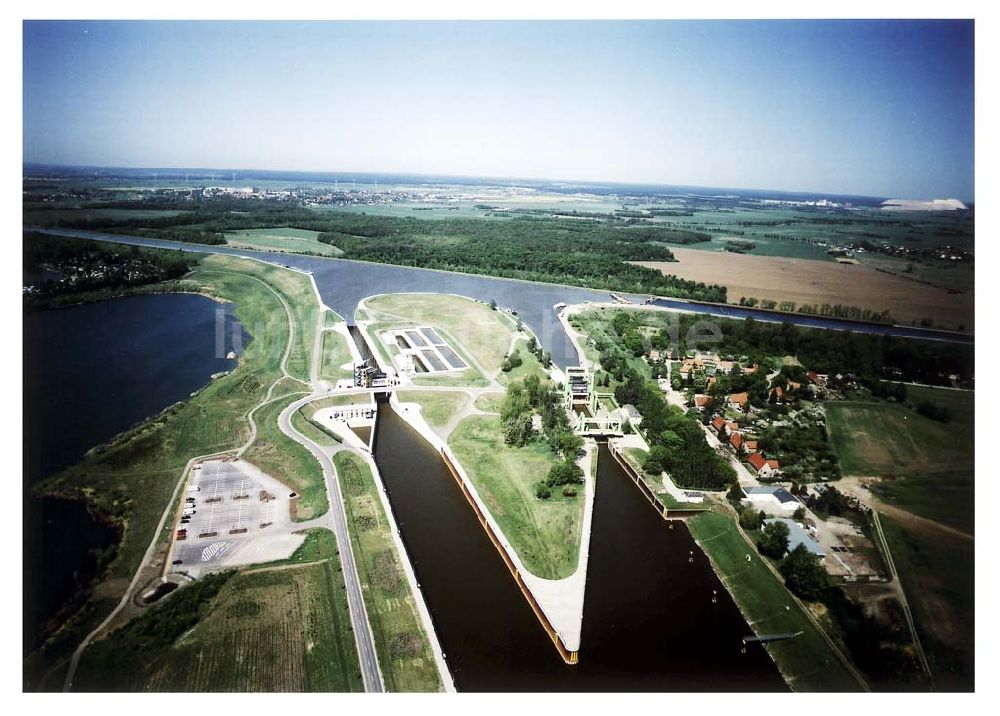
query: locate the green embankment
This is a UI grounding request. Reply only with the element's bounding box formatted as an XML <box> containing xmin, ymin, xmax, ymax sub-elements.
<box><xmin>242</xmin><ymin>393</ymin><xmax>327</xmax><ymax>521</ymax></box>
<box><xmin>448</xmin><ymin>415</ymin><xmax>580</xmax><ymax>580</ymax></box>
<box><xmin>320</xmin><ymin>329</ymin><xmax>355</xmax><ymax>382</ymax></box>
<box><xmin>686</xmin><ymin>511</ymin><xmax>862</xmax><ymax>692</ymax></box>
<box><xmin>395</xmin><ymin>390</ymin><xmax>469</xmax><ymax>430</ymax></box>
<box><xmin>74</xmin><ymin>530</ymin><xmax>363</xmax><ymax>691</ymax></box>
<box><xmin>333</xmin><ymin>452</ymin><xmax>443</xmax><ymax>692</ymax></box>
<box><xmin>27</xmin><ymin>253</ymin><xmax>321</xmax><ymax>690</ymax></box>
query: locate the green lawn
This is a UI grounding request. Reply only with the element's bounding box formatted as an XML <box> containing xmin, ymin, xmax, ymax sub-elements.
<box><xmin>687</xmin><ymin>511</ymin><xmax>862</xmax><ymax>692</ymax></box>
<box><xmin>225</xmin><ymin>227</ymin><xmax>344</xmax><ymax>257</ymax></box>
<box><xmin>332</xmin><ymin>452</ymin><xmax>443</xmax><ymax>692</ymax></box>
<box><xmin>497</xmin><ymin>337</ymin><xmax>547</xmax><ymax>386</ymax></box>
<box><xmin>320</xmin><ymin>329</ymin><xmax>354</xmax><ymax>382</ymax></box>
<box><xmin>826</xmin><ymin>389</ymin><xmax>973</xmax><ymax>477</ymax></box>
<box><xmin>448</xmin><ymin>415</ymin><xmax>580</xmax><ymax>580</ymax></box>
<box><xmin>365</xmin><ymin>293</ymin><xmax>516</xmax><ymax>374</ymax></box>
<box><xmin>75</xmin><ymin>540</ymin><xmax>363</xmax><ymax>692</ymax></box>
<box><xmin>242</xmin><ymin>394</ymin><xmax>327</xmax><ymax>521</ymax></box>
<box><xmin>474</xmin><ymin>392</ymin><xmax>505</xmax><ymax>413</ymax></box>
<box><xmin>396</xmin><ymin>390</ymin><xmax>469</xmax><ymax>430</ymax></box>
<box><xmin>881</xmin><ymin>517</ymin><xmax>974</xmax><ymax>690</ymax></box>
<box><xmin>28</xmin><ymin>254</ymin><xmax>322</xmax><ymax>689</ymax></box>
<box><xmin>291</xmin><ymin>408</ymin><xmax>342</xmax><ymax>448</ymax></box>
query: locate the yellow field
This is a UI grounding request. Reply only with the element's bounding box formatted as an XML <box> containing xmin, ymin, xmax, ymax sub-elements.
<box><xmin>635</xmin><ymin>248</ymin><xmax>973</xmax><ymax>330</ymax></box>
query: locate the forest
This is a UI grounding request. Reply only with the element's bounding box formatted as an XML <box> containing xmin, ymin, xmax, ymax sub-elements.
<box><xmin>37</xmin><ymin>199</ymin><xmax>728</xmax><ymax>302</ymax></box>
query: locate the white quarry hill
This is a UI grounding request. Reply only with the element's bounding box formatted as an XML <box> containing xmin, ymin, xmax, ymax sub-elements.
<box><xmin>881</xmin><ymin>198</ymin><xmax>968</xmax><ymax>211</ymax></box>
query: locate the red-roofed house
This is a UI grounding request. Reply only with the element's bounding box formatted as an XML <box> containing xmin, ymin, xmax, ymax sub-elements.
<box><xmin>694</xmin><ymin>394</ymin><xmax>712</xmax><ymax>410</ymax></box>
<box><xmin>728</xmin><ymin>392</ymin><xmax>749</xmax><ymax>412</ymax></box>
<box><xmin>748</xmin><ymin>453</ymin><xmax>779</xmax><ymax>478</ymax></box>
<box><xmin>725</xmin><ymin>421</ymin><xmax>739</xmax><ymax>436</ymax></box>
<box><xmin>729</xmin><ymin>432</ymin><xmax>743</xmax><ymax>451</ymax></box>
<box><xmin>743</xmin><ymin>439</ymin><xmax>759</xmax><ymax>454</ymax></box>
<box><xmin>710</xmin><ymin>416</ymin><xmax>726</xmax><ymax>435</ymax></box>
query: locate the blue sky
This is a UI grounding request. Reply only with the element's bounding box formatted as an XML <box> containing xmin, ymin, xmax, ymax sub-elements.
<box><xmin>23</xmin><ymin>20</ymin><xmax>974</xmax><ymax>200</ymax></box>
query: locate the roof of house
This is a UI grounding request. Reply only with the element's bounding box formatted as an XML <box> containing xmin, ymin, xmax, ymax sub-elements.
<box><xmin>728</xmin><ymin>392</ymin><xmax>749</xmax><ymax>405</ymax></box>
<box><xmin>745</xmin><ymin>485</ymin><xmax>797</xmax><ymax>504</ymax></box>
<box><xmin>765</xmin><ymin>518</ymin><xmax>825</xmax><ymax>557</ymax></box>
<box><xmin>726</xmin><ymin>421</ymin><xmax>739</xmax><ymax>431</ymax></box>
<box><xmin>767</xmin><ymin>459</ymin><xmax>781</xmax><ymax>470</ymax></box>
<box><xmin>729</xmin><ymin>432</ymin><xmax>743</xmax><ymax>449</ymax></box>
<box><xmin>744</xmin><ymin>440</ymin><xmax>758</xmax><ymax>452</ymax></box>
<box><xmin>747</xmin><ymin>453</ymin><xmax>767</xmax><ymax>471</ymax></box>
<box><xmin>694</xmin><ymin>394</ymin><xmax>711</xmax><ymax>407</ymax></box>
<box><xmin>711</xmin><ymin>416</ymin><xmax>725</xmax><ymax>431</ymax></box>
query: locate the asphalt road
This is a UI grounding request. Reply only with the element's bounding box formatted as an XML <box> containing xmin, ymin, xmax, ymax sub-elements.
<box><xmin>278</xmin><ymin>395</ymin><xmax>385</xmax><ymax>693</ymax></box>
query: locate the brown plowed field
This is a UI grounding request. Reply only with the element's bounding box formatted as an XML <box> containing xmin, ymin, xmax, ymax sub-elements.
<box><xmin>634</xmin><ymin>248</ymin><xmax>973</xmax><ymax>330</ymax></box>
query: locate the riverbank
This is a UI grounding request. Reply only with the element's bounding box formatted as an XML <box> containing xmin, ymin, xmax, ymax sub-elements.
<box><xmin>24</xmin><ymin>254</ymin><xmax>327</xmax><ymax>690</ymax></box>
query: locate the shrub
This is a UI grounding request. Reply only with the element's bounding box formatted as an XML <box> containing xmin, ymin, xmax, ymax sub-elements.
<box><xmin>561</xmin><ymin>486</ymin><xmax>578</xmax><ymax>498</ymax></box>
<box><xmin>535</xmin><ymin>483</ymin><xmax>552</xmax><ymax>500</ymax></box>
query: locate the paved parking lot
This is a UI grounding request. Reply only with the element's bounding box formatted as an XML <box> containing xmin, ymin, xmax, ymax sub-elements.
<box><xmin>169</xmin><ymin>459</ymin><xmax>307</xmax><ymax>577</ymax></box>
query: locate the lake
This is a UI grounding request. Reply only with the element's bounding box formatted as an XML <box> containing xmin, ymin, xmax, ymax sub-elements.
<box><xmin>23</xmin><ymin>292</ymin><xmax>246</xmax><ymax>654</ymax></box>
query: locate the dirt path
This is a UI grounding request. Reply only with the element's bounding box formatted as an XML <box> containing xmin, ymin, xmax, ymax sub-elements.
<box><xmin>837</xmin><ymin>476</ymin><xmax>973</xmax><ymax>543</ymax></box>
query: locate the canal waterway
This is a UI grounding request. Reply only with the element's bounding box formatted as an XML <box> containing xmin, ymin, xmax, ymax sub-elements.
<box><xmin>373</xmin><ymin>400</ymin><xmax>785</xmax><ymax>691</ymax></box>
<box><xmin>30</xmin><ymin>228</ymin><xmax>973</xmax><ymax>374</ymax></box>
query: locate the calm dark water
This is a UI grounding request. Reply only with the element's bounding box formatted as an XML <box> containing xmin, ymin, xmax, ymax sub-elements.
<box><xmin>373</xmin><ymin>400</ymin><xmax>785</xmax><ymax>691</ymax></box>
<box><xmin>23</xmin><ymin>293</ymin><xmax>247</xmax><ymax>654</ymax></box>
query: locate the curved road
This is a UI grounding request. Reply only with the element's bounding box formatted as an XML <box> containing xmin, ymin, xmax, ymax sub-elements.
<box><xmin>278</xmin><ymin>395</ymin><xmax>385</xmax><ymax>692</ymax></box>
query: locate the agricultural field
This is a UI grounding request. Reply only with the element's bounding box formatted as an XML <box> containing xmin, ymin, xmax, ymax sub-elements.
<box><xmin>74</xmin><ymin>533</ymin><xmax>364</xmax><ymax>692</ymax></box>
<box><xmin>225</xmin><ymin>227</ymin><xmax>344</xmax><ymax>257</ymax></box>
<box><xmin>25</xmin><ymin>255</ymin><xmax>317</xmax><ymax>689</ymax></box>
<box><xmin>686</xmin><ymin>511</ymin><xmax>862</xmax><ymax>692</ymax></box>
<box><xmin>880</xmin><ymin>517</ymin><xmax>974</xmax><ymax>690</ymax></box>
<box><xmin>395</xmin><ymin>390</ymin><xmax>470</xmax><ymax>430</ymax></box>
<box><xmin>332</xmin><ymin>452</ymin><xmax>443</xmax><ymax>692</ymax></box>
<box><xmin>635</xmin><ymin>248</ymin><xmax>973</xmax><ymax>330</ymax></box>
<box><xmin>447</xmin><ymin>414</ymin><xmax>580</xmax><ymax>580</ymax></box>
<box><xmin>826</xmin><ymin>386</ymin><xmax>973</xmax><ymax>480</ymax></box>
<box><xmin>363</xmin><ymin>293</ymin><xmax>517</xmax><ymax>374</ymax></box>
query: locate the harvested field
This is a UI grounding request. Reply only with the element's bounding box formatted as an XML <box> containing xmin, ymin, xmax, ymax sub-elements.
<box><xmin>634</xmin><ymin>248</ymin><xmax>973</xmax><ymax>330</ymax></box>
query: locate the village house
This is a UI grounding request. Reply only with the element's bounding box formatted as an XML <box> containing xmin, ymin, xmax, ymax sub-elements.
<box><xmin>693</xmin><ymin>394</ymin><xmax>712</xmax><ymax>411</ymax></box>
<box><xmin>710</xmin><ymin>415</ymin><xmax>726</xmax><ymax>435</ymax></box>
<box><xmin>729</xmin><ymin>431</ymin><xmax>743</xmax><ymax>452</ymax></box>
<box><xmin>727</xmin><ymin>392</ymin><xmax>749</xmax><ymax>412</ymax></box>
<box><xmin>747</xmin><ymin>452</ymin><xmax>781</xmax><ymax>478</ymax></box>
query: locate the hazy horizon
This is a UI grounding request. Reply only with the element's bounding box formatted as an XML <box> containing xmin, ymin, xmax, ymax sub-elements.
<box><xmin>23</xmin><ymin>20</ymin><xmax>975</xmax><ymax>201</ymax></box>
